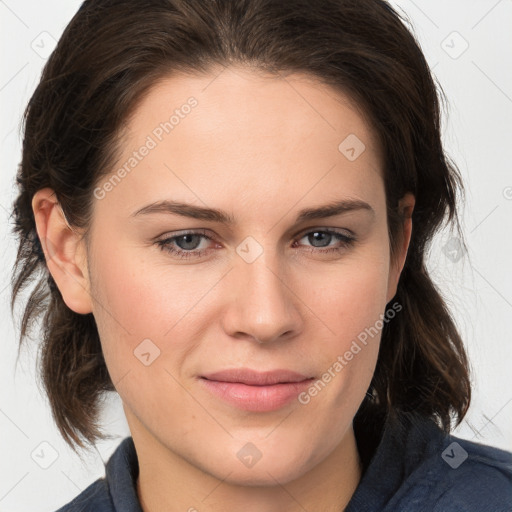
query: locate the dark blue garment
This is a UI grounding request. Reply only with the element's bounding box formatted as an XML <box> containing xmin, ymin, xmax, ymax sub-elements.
<box><xmin>55</xmin><ymin>411</ymin><xmax>512</xmax><ymax>511</ymax></box>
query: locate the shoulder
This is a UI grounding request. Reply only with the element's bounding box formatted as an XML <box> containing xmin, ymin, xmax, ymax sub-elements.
<box><xmin>391</xmin><ymin>418</ymin><xmax>512</xmax><ymax>512</ymax></box>
<box><xmin>54</xmin><ymin>478</ymin><xmax>113</xmax><ymax>512</ymax></box>
<box><xmin>53</xmin><ymin>437</ymin><xmax>139</xmax><ymax>512</ymax></box>
<box><xmin>425</xmin><ymin>435</ymin><xmax>512</xmax><ymax>512</ymax></box>
<box><xmin>349</xmin><ymin>410</ymin><xmax>512</xmax><ymax>512</ymax></box>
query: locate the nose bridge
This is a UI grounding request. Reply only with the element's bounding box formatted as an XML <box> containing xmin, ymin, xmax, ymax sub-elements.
<box><xmin>224</xmin><ymin>241</ymin><xmax>302</xmax><ymax>344</ymax></box>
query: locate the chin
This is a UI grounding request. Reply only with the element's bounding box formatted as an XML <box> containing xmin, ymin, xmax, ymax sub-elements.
<box><xmin>217</xmin><ymin>459</ymin><xmax>312</xmax><ymax>487</ymax></box>
<box><xmin>198</xmin><ymin>441</ymin><xmax>316</xmax><ymax>487</ymax></box>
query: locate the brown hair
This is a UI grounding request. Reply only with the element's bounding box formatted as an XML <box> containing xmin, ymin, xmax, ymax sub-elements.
<box><xmin>10</xmin><ymin>0</ymin><xmax>471</xmax><ymax>452</ymax></box>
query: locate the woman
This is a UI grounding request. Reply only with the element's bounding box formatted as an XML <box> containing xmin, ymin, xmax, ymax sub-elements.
<box><xmin>10</xmin><ymin>0</ymin><xmax>512</xmax><ymax>510</ymax></box>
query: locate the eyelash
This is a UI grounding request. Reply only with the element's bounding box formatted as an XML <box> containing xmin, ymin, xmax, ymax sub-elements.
<box><xmin>155</xmin><ymin>228</ymin><xmax>356</xmax><ymax>260</ymax></box>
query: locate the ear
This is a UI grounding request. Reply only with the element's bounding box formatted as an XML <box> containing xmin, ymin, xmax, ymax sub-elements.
<box><xmin>32</xmin><ymin>187</ymin><xmax>93</xmax><ymax>314</ymax></box>
<box><xmin>386</xmin><ymin>192</ymin><xmax>415</xmax><ymax>303</ymax></box>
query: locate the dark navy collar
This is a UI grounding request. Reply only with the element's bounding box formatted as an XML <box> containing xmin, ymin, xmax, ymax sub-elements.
<box><xmin>345</xmin><ymin>410</ymin><xmax>445</xmax><ymax>511</ymax></box>
<box><xmin>105</xmin><ymin>436</ymin><xmax>143</xmax><ymax>512</ymax></box>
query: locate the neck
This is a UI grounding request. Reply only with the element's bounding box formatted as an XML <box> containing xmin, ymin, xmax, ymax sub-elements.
<box><xmin>134</xmin><ymin>424</ymin><xmax>362</xmax><ymax>512</ymax></box>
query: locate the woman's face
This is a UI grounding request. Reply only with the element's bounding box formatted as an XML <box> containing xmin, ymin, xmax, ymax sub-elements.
<box><xmin>80</xmin><ymin>66</ymin><xmax>411</xmax><ymax>484</ymax></box>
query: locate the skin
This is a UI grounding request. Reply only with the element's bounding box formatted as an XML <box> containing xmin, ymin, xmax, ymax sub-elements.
<box><xmin>32</xmin><ymin>65</ymin><xmax>414</xmax><ymax>512</ymax></box>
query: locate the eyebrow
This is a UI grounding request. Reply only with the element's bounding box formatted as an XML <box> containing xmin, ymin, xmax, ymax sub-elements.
<box><xmin>131</xmin><ymin>198</ymin><xmax>375</xmax><ymax>224</ymax></box>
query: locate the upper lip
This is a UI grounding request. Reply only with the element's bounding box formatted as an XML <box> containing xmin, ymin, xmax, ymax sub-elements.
<box><xmin>201</xmin><ymin>368</ymin><xmax>313</xmax><ymax>386</ymax></box>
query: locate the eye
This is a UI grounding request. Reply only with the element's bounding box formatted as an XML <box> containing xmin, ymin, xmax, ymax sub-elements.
<box><xmin>293</xmin><ymin>229</ymin><xmax>356</xmax><ymax>254</ymax></box>
<box><xmin>155</xmin><ymin>228</ymin><xmax>356</xmax><ymax>260</ymax></box>
<box><xmin>155</xmin><ymin>230</ymin><xmax>214</xmax><ymax>260</ymax></box>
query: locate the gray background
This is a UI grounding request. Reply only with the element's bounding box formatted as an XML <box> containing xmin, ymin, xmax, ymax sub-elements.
<box><xmin>1</xmin><ymin>1</ymin><xmax>511</xmax><ymax>510</ymax></box>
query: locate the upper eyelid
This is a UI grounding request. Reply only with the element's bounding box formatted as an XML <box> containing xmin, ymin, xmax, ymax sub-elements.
<box><xmin>295</xmin><ymin>226</ymin><xmax>355</xmax><ymax>238</ymax></box>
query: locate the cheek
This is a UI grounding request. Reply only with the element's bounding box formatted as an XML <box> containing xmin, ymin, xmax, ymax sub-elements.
<box><xmin>88</xmin><ymin>251</ymin><xmax>204</xmax><ymax>425</ymax></box>
<box><xmin>301</xmin><ymin>247</ymin><xmax>390</xmax><ymax>393</ymax></box>
<box><xmin>307</xmin><ymin>251</ymin><xmax>391</xmax><ymax>338</ymax></box>
<box><xmin>90</xmin><ymin>236</ymin><xmax>222</xmax><ymax>334</ymax></box>
<box><xmin>87</xmin><ymin>242</ymin><xmax>211</xmax><ymax>383</ymax></box>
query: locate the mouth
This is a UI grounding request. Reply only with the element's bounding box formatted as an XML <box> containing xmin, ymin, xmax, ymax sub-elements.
<box><xmin>199</xmin><ymin>368</ymin><xmax>315</xmax><ymax>412</ymax></box>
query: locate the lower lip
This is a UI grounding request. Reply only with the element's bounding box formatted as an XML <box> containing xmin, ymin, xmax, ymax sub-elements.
<box><xmin>199</xmin><ymin>378</ymin><xmax>314</xmax><ymax>412</ymax></box>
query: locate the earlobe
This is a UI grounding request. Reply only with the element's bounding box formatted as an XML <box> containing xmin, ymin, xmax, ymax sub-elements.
<box><xmin>386</xmin><ymin>192</ymin><xmax>415</xmax><ymax>303</ymax></box>
<box><xmin>32</xmin><ymin>188</ymin><xmax>93</xmax><ymax>315</ymax></box>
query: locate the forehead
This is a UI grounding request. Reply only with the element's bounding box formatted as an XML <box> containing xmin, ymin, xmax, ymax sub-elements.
<box><xmin>98</xmin><ymin>65</ymin><xmax>385</xmax><ymax>220</ymax></box>
<box><xmin>127</xmin><ymin>65</ymin><xmax>380</xmax><ymax>155</ymax></box>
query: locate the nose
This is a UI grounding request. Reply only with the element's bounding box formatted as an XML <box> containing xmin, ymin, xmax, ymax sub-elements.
<box><xmin>221</xmin><ymin>252</ymin><xmax>303</xmax><ymax>345</ymax></box>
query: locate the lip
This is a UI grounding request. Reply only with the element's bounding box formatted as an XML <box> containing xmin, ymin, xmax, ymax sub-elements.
<box><xmin>199</xmin><ymin>368</ymin><xmax>315</xmax><ymax>412</ymax></box>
